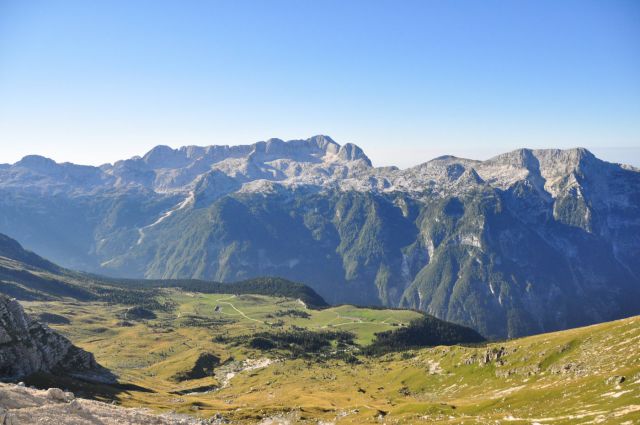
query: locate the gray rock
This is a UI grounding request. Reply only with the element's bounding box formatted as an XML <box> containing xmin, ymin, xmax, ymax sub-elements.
<box><xmin>0</xmin><ymin>295</ymin><xmax>103</xmax><ymax>380</ymax></box>
<box><xmin>0</xmin><ymin>383</ymin><xmax>206</xmax><ymax>424</ymax></box>
<box><xmin>46</xmin><ymin>388</ymin><xmax>74</xmax><ymax>403</ymax></box>
<box><xmin>4</xmin><ymin>412</ymin><xmax>17</xmax><ymax>425</ymax></box>
<box><xmin>605</xmin><ymin>375</ymin><xmax>625</xmax><ymax>385</ymax></box>
<box><xmin>67</xmin><ymin>399</ymin><xmax>82</xmax><ymax>411</ymax></box>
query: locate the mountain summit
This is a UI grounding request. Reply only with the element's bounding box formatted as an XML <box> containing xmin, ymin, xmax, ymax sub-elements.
<box><xmin>1</xmin><ymin>137</ymin><xmax>639</xmax><ymax>338</ymax></box>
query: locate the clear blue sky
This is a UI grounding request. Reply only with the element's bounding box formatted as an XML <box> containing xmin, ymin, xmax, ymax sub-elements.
<box><xmin>1</xmin><ymin>0</ymin><xmax>639</xmax><ymax>168</ymax></box>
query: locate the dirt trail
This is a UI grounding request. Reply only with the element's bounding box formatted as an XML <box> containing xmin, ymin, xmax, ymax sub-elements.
<box><xmin>324</xmin><ymin>311</ymin><xmax>395</xmax><ymax>328</ymax></box>
<box><xmin>216</xmin><ymin>295</ymin><xmax>264</xmax><ymax>324</ymax></box>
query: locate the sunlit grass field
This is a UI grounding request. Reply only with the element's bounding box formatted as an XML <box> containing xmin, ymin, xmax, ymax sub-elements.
<box><xmin>23</xmin><ymin>290</ymin><xmax>640</xmax><ymax>424</ymax></box>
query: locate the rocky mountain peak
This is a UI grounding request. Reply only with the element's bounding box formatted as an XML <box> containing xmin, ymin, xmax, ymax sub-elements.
<box><xmin>485</xmin><ymin>148</ymin><xmax>535</xmax><ymax>168</ymax></box>
<box><xmin>474</xmin><ymin>147</ymin><xmax>602</xmax><ymax>192</ymax></box>
<box><xmin>307</xmin><ymin>134</ymin><xmax>340</xmax><ymax>154</ymax></box>
<box><xmin>142</xmin><ymin>145</ymin><xmax>191</xmax><ymax>169</ymax></box>
<box><xmin>531</xmin><ymin>147</ymin><xmax>597</xmax><ymax>172</ymax></box>
<box><xmin>248</xmin><ymin>135</ymin><xmax>357</xmax><ymax>161</ymax></box>
<box><xmin>15</xmin><ymin>155</ymin><xmax>59</xmax><ymax>172</ymax></box>
<box><xmin>137</xmin><ymin>136</ymin><xmax>353</xmax><ymax>171</ymax></box>
<box><xmin>337</xmin><ymin>142</ymin><xmax>372</xmax><ymax>165</ymax></box>
<box><xmin>1</xmin><ymin>140</ymin><xmax>633</xmax><ymax>202</ymax></box>
<box><xmin>431</xmin><ymin>155</ymin><xmax>465</xmax><ymax>163</ymax></box>
<box><xmin>104</xmin><ymin>136</ymin><xmax>376</xmax><ymax>192</ymax></box>
<box><xmin>485</xmin><ymin>147</ymin><xmax>596</xmax><ymax>170</ymax></box>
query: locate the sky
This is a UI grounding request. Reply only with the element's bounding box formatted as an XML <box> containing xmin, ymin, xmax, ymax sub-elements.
<box><xmin>0</xmin><ymin>0</ymin><xmax>639</xmax><ymax>169</ymax></box>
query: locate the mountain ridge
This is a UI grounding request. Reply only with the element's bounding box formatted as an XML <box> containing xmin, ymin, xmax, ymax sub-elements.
<box><xmin>2</xmin><ymin>140</ymin><xmax>608</xmax><ymax>173</ymax></box>
<box><xmin>1</xmin><ymin>136</ymin><xmax>639</xmax><ymax>339</ymax></box>
<box><xmin>1</xmin><ymin>137</ymin><xmax>616</xmax><ymax>196</ymax></box>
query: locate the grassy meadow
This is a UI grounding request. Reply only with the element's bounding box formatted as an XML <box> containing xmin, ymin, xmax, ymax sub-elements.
<box><xmin>22</xmin><ymin>289</ymin><xmax>640</xmax><ymax>424</ymax></box>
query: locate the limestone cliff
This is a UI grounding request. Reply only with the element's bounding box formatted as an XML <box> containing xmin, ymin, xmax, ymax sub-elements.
<box><xmin>0</xmin><ymin>295</ymin><xmax>99</xmax><ymax>380</ymax></box>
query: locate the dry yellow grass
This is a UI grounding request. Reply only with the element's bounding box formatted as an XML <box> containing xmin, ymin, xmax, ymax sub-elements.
<box><xmin>23</xmin><ymin>290</ymin><xmax>640</xmax><ymax>424</ymax></box>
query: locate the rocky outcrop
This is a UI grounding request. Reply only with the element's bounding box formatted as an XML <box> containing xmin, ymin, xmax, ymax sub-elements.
<box><xmin>463</xmin><ymin>346</ymin><xmax>511</xmax><ymax>367</ymax></box>
<box><xmin>0</xmin><ymin>383</ymin><xmax>210</xmax><ymax>424</ymax></box>
<box><xmin>0</xmin><ymin>295</ymin><xmax>102</xmax><ymax>380</ymax></box>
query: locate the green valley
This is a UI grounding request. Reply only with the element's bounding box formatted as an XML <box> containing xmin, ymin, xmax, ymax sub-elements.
<box><xmin>0</xmin><ymin>232</ymin><xmax>638</xmax><ymax>424</ymax></box>
<box><xmin>20</xmin><ymin>289</ymin><xmax>640</xmax><ymax>424</ymax></box>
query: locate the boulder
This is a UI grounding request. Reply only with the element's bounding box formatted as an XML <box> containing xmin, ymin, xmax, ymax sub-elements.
<box><xmin>46</xmin><ymin>388</ymin><xmax>74</xmax><ymax>403</ymax></box>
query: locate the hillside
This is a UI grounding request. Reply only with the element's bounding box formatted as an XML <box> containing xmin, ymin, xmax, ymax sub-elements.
<box><xmin>18</xmin><ymin>291</ymin><xmax>640</xmax><ymax>424</ymax></box>
<box><xmin>0</xmin><ymin>232</ymin><xmax>327</xmax><ymax>309</ymax></box>
<box><xmin>1</xmin><ymin>137</ymin><xmax>639</xmax><ymax>338</ymax></box>
<box><xmin>0</xmin><ymin>233</ymin><xmax>636</xmax><ymax>423</ymax></box>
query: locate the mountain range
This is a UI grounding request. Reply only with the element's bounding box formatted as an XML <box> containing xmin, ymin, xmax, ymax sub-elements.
<box><xmin>1</xmin><ymin>135</ymin><xmax>639</xmax><ymax>339</ymax></box>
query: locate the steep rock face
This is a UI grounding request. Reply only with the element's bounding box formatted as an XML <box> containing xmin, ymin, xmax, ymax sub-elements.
<box><xmin>399</xmin><ymin>186</ymin><xmax>640</xmax><ymax>339</ymax></box>
<box><xmin>0</xmin><ymin>137</ymin><xmax>639</xmax><ymax>339</ymax></box>
<box><xmin>0</xmin><ymin>295</ymin><xmax>98</xmax><ymax>379</ymax></box>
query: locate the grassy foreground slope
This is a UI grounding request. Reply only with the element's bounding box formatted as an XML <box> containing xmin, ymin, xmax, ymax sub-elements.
<box><xmin>22</xmin><ymin>290</ymin><xmax>640</xmax><ymax>425</ymax></box>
